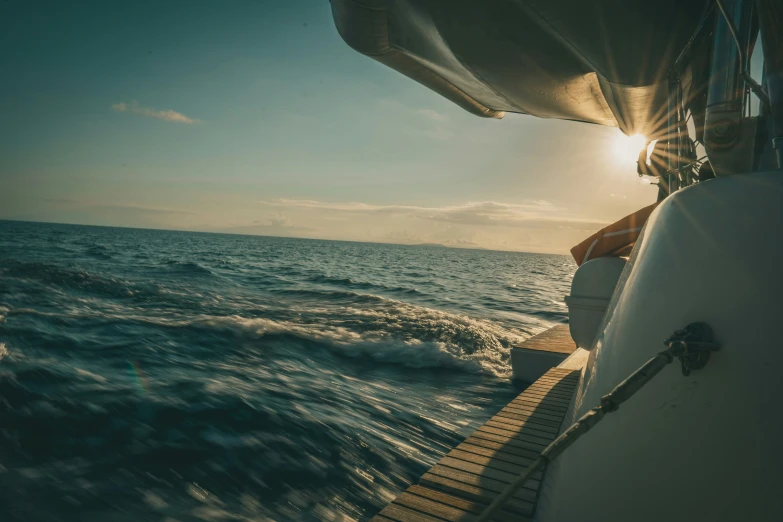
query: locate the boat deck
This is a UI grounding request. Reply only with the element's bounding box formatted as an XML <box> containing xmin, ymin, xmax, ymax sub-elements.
<box><xmin>510</xmin><ymin>325</ymin><xmax>577</xmax><ymax>382</ymax></box>
<box><xmin>371</xmin><ymin>366</ymin><xmax>580</xmax><ymax>521</ymax></box>
<box><xmin>513</xmin><ymin>325</ymin><xmax>576</xmax><ymax>354</ymax></box>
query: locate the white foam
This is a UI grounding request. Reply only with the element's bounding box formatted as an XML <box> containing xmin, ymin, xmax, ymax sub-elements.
<box><xmin>74</xmin><ymin>367</ymin><xmax>108</xmax><ymax>383</ymax></box>
<box><xmin>193</xmin><ymin>297</ymin><xmax>523</xmax><ymax>377</ymax></box>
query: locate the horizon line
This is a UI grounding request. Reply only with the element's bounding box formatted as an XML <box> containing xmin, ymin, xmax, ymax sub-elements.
<box><xmin>0</xmin><ymin>218</ymin><xmax>570</xmax><ymax>257</ymax></box>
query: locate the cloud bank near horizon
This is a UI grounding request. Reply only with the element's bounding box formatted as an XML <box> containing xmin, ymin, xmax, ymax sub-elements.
<box><xmin>259</xmin><ymin>198</ymin><xmax>605</xmax><ymax>232</ymax></box>
<box><xmin>0</xmin><ymin>193</ymin><xmax>607</xmax><ymax>254</ymax></box>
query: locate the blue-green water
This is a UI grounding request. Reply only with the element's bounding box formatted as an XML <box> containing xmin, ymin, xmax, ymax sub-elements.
<box><xmin>0</xmin><ymin>220</ymin><xmax>574</xmax><ymax>521</ymax></box>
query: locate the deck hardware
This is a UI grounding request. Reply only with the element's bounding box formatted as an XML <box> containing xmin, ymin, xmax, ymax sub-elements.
<box><xmin>664</xmin><ymin>322</ymin><xmax>720</xmax><ymax>376</ymax></box>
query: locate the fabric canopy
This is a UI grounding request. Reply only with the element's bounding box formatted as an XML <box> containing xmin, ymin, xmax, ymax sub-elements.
<box><xmin>331</xmin><ymin>0</ymin><xmax>710</xmax><ymax>138</ymax></box>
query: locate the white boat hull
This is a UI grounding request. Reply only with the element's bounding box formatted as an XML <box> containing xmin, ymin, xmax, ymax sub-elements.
<box><xmin>537</xmin><ymin>171</ymin><xmax>783</xmax><ymax>521</ymax></box>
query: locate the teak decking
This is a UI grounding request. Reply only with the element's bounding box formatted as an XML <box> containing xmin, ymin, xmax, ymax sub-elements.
<box><xmin>371</xmin><ymin>367</ymin><xmax>580</xmax><ymax>522</ymax></box>
<box><xmin>514</xmin><ymin>325</ymin><xmax>576</xmax><ymax>355</ymax></box>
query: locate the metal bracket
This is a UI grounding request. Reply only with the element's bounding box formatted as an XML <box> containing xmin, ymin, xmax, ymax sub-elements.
<box><xmin>664</xmin><ymin>322</ymin><xmax>720</xmax><ymax>376</ymax></box>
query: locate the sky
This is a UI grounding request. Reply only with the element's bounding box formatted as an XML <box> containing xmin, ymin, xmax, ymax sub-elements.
<box><xmin>0</xmin><ymin>0</ymin><xmax>660</xmax><ymax>254</ymax></box>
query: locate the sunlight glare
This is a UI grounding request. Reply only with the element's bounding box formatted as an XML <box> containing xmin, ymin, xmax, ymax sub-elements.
<box><xmin>613</xmin><ymin>132</ymin><xmax>648</xmax><ymax>166</ymax></box>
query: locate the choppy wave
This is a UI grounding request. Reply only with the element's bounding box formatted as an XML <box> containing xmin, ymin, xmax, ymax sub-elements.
<box><xmin>2</xmin><ymin>260</ymin><xmax>136</xmax><ymax>298</ymax></box>
<box><xmin>307</xmin><ymin>273</ymin><xmax>424</xmax><ymax>296</ymax></box>
<box><xmin>85</xmin><ymin>244</ymin><xmax>113</xmax><ymax>260</ymax></box>
<box><xmin>0</xmin><ymin>221</ymin><xmax>574</xmax><ymax>521</ymax></box>
<box><xmin>193</xmin><ymin>300</ymin><xmax>520</xmax><ymax>377</ymax></box>
<box><xmin>161</xmin><ymin>259</ymin><xmax>214</xmax><ymax>276</ymax></box>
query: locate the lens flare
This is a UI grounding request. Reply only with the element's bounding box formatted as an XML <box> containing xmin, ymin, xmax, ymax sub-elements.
<box><xmin>613</xmin><ymin>132</ymin><xmax>648</xmax><ymax>166</ymax></box>
<box><xmin>129</xmin><ymin>360</ymin><xmax>149</xmax><ymax>394</ymax></box>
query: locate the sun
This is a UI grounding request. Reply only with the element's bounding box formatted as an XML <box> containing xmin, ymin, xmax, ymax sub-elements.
<box><xmin>612</xmin><ymin>132</ymin><xmax>648</xmax><ymax>166</ymax></box>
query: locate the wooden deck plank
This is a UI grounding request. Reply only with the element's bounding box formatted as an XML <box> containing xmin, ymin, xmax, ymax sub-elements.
<box><xmin>512</xmin><ymin>390</ymin><xmax>573</xmax><ymax>405</ymax></box>
<box><xmin>528</xmin><ymin>375</ymin><xmax>579</xmax><ymax>385</ymax></box>
<box><xmin>496</xmin><ymin>407</ymin><xmax>565</xmax><ymax>426</ymax></box>
<box><xmin>452</xmin><ymin>445</ymin><xmax>538</xmax><ymax>471</ymax></box>
<box><xmin>468</xmin><ymin>429</ymin><xmax>549</xmax><ymax>454</ymax></box>
<box><xmin>461</xmin><ymin>436</ymin><xmax>541</xmax><ymax>461</ymax></box>
<box><xmin>480</xmin><ymin>419</ymin><xmax>556</xmax><ymax>440</ymax></box>
<box><xmin>490</xmin><ymin>412</ymin><xmax>562</xmax><ymax>433</ymax></box>
<box><xmin>523</xmin><ymin>386</ymin><xmax>574</xmax><ymax>396</ymax></box>
<box><xmin>525</xmin><ymin>386</ymin><xmax>576</xmax><ymax>399</ymax></box>
<box><xmin>523</xmin><ymin>383</ymin><xmax>578</xmax><ymax>396</ymax></box>
<box><xmin>503</xmin><ymin>406</ymin><xmax>567</xmax><ymax>421</ymax></box>
<box><xmin>438</xmin><ymin>456</ymin><xmax>543</xmax><ymax>490</ymax></box>
<box><xmin>524</xmin><ymin>372</ymin><xmax>579</xmax><ymax>382</ymax></box>
<box><xmin>426</xmin><ymin>464</ymin><xmax>539</xmax><ymax>500</ymax></box>
<box><xmin>418</xmin><ymin>473</ymin><xmax>534</xmax><ymax>516</ymax></box>
<box><xmin>522</xmin><ymin>372</ymin><xmax>577</xmax><ymax>381</ymax></box>
<box><xmin>513</xmin><ymin>388</ymin><xmax>575</xmax><ymax>402</ymax></box>
<box><xmin>394</xmin><ymin>492</ymin><xmax>476</xmax><ymax>521</ymax></box>
<box><xmin>526</xmin><ymin>374</ymin><xmax>579</xmax><ymax>384</ymax></box>
<box><xmin>421</xmin><ymin>469</ymin><xmax>537</xmax><ymax>504</ymax></box>
<box><xmin>507</xmin><ymin>396</ymin><xmax>570</xmax><ymax>412</ymax></box>
<box><xmin>446</xmin><ymin>449</ymin><xmax>544</xmax><ymax>480</ymax></box>
<box><xmin>522</xmin><ymin>387</ymin><xmax>576</xmax><ymax>399</ymax></box>
<box><xmin>485</xmin><ymin>416</ymin><xmax>559</xmax><ymax>436</ymax></box>
<box><xmin>509</xmin><ymin>396</ymin><xmax>571</xmax><ymax>412</ymax></box>
<box><xmin>513</xmin><ymin>325</ymin><xmax>576</xmax><ymax>354</ymax></box>
<box><xmin>456</xmin><ymin>440</ymin><xmax>540</xmax><ymax>463</ymax></box>
<box><xmin>375</xmin><ymin>503</ymin><xmax>450</xmax><ymax>522</ymax></box>
<box><xmin>407</xmin><ymin>486</ymin><xmax>531</xmax><ymax>522</ymax></box>
<box><xmin>521</xmin><ymin>388</ymin><xmax>575</xmax><ymax>400</ymax></box>
<box><xmin>369</xmin><ymin>331</ymin><xmax>583</xmax><ymax>521</ymax></box>
<box><xmin>475</xmin><ymin>426</ymin><xmax>549</xmax><ymax>448</ymax></box>
<box><xmin>495</xmin><ymin>406</ymin><xmax>565</xmax><ymax>425</ymax></box>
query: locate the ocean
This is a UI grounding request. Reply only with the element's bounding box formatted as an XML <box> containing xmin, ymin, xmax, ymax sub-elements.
<box><xmin>0</xmin><ymin>220</ymin><xmax>574</xmax><ymax>521</ymax></box>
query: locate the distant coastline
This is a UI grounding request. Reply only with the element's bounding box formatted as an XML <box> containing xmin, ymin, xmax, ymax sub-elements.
<box><xmin>411</xmin><ymin>242</ymin><xmax>488</xmax><ymax>250</ymax></box>
<box><xmin>0</xmin><ymin>219</ymin><xmax>563</xmax><ymax>256</ymax></box>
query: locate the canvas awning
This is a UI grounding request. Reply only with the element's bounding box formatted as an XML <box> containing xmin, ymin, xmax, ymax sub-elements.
<box><xmin>330</xmin><ymin>0</ymin><xmax>710</xmax><ymax>138</ymax></box>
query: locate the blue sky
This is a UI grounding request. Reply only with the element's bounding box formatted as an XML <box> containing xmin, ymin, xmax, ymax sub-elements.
<box><xmin>0</xmin><ymin>0</ymin><xmax>658</xmax><ymax>253</ymax></box>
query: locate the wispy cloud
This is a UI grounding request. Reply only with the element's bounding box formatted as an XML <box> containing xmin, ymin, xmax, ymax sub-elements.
<box><xmin>112</xmin><ymin>101</ymin><xmax>200</xmax><ymax>124</ymax></box>
<box><xmin>219</xmin><ymin>213</ymin><xmax>312</xmax><ymax>236</ymax></box>
<box><xmin>417</xmin><ymin>108</ymin><xmax>448</xmax><ymax>122</ymax></box>
<box><xmin>42</xmin><ymin>198</ymin><xmax>193</xmax><ymax>215</ymax></box>
<box><xmin>260</xmin><ymin>199</ymin><xmax>605</xmax><ymax>231</ymax></box>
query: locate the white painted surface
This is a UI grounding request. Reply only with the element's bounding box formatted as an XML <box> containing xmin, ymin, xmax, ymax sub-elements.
<box><xmin>537</xmin><ymin>172</ymin><xmax>783</xmax><ymax>522</ymax></box>
<box><xmin>565</xmin><ymin>257</ymin><xmax>627</xmax><ymax>349</ymax></box>
<box><xmin>556</xmin><ymin>347</ymin><xmax>589</xmax><ymax>371</ymax></box>
<box><xmin>510</xmin><ymin>348</ymin><xmax>568</xmax><ymax>382</ymax></box>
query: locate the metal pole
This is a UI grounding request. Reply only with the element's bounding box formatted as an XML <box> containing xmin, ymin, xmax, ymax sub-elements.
<box><xmin>756</xmin><ymin>0</ymin><xmax>783</xmax><ymax>168</ymax></box>
<box><xmin>667</xmin><ymin>76</ymin><xmax>680</xmax><ymax>193</ymax></box>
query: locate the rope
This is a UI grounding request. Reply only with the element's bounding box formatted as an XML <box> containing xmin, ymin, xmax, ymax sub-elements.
<box><xmin>476</xmin><ymin>323</ymin><xmax>719</xmax><ymax>521</ymax></box>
